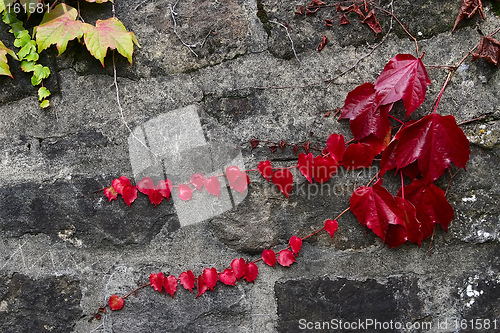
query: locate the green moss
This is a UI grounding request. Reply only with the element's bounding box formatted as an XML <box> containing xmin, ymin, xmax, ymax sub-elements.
<box><xmin>492</xmin><ymin>2</ymin><xmax>500</xmax><ymax>17</ymax></box>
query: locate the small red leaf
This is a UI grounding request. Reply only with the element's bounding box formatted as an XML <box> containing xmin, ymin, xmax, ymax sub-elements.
<box><xmin>149</xmin><ymin>272</ymin><xmax>164</xmax><ymax>292</ymax></box>
<box><xmin>272</xmin><ymin>169</ymin><xmax>294</xmax><ymax>198</ymax></box>
<box><xmin>289</xmin><ymin>236</ymin><xmax>302</xmax><ymax>255</ymax></box>
<box><xmin>179</xmin><ymin>271</ymin><xmax>195</xmax><ymax>293</ymax></box>
<box><xmin>258</xmin><ymin>160</ymin><xmax>272</xmax><ymax>182</ymax></box>
<box><xmin>137</xmin><ymin>177</ymin><xmax>154</xmax><ymax>195</ymax></box>
<box><xmin>108</xmin><ymin>295</ymin><xmax>124</xmax><ymax>311</ymax></box>
<box><xmin>137</xmin><ymin>177</ymin><xmax>164</xmax><ymax>206</ymax></box>
<box><xmin>158</xmin><ymin>179</ymin><xmax>173</xmax><ymax>201</ymax></box>
<box><xmin>204</xmin><ymin>176</ymin><xmax>221</xmax><ymax>197</ymax></box>
<box><xmin>303</xmin><ymin>141</ymin><xmax>310</xmax><ymax>154</ymax></box>
<box><xmin>178</xmin><ymin>184</ymin><xmax>194</xmax><ymax>201</ymax></box>
<box><xmin>318</xmin><ymin>35</ymin><xmax>327</xmax><ymax>51</ymax></box>
<box><xmin>295</xmin><ymin>5</ymin><xmax>305</xmax><ymax>15</ymax></box>
<box><xmin>361</xmin><ymin>9</ymin><xmax>382</xmax><ymax>37</ymax></box>
<box><xmin>244</xmin><ymin>262</ymin><xmax>259</xmax><ymax>283</ymax></box>
<box><xmin>472</xmin><ymin>36</ymin><xmax>500</xmax><ymax>66</ymax></box>
<box><xmin>298</xmin><ymin>153</ymin><xmax>313</xmax><ymax>183</ymax></box>
<box><xmin>219</xmin><ymin>269</ymin><xmax>236</xmax><ymax>286</ymax></box>
<box><xmin>341</xmin><ymin>143</ymin><xmax>376</xmax><ymax>169</ymax></box>
<box><xmin>226</xmin><ymin>166</ymin><xmax>249</xmax><ymax>195</ymax></box>
<box><xmin>262</xmin><ymin>249</ymin><xmax>276</xmax><ymax>267</ymax></box>
<box><xmin>312</xmin><ymin>155</ymin><xmax>338</xmax><ymax>183</ymax></box>
<box><xmin>326</xmin><ymin>133</ymin><xmax>345</xmax><ymax>164</ymax></box>
<box><xmin>190</xmin><ymin>173</ymin><xmax>204</xmax><ymax>191</ymax></box>
<box><xmin>250</xmin><ymin>139</ymin><xmax>260</xmax><ymax>150</ymax></box>
<box><xmin>231</xmin><ymin>258</ymin><xmax>247</xmax><ymax>280</ymax></box>
<box><xmin>196</xmin><ymin>275</ymin><xmax>208</xmax><ymax>298</ymax></box>
<box><xmin>203</xmin><ymin>267</ymin><xmax>218</xmax><ymax>292</ymax></box>
<box><xmin>277</xmin><ymin>249</ymin><xmax>296</xmax><ymax>267</ymax></box>
<box><xmin>103</xmin><ymin>186</ymin><xmax>118</xmax><ymax>202</ymax></box>
<box><xmin>122</xmin><ymin>185</ymin><xmax>138</xmax><ymax>207</ymax></box>
<box><xmin>111</xmin><ymin>176</ymin><xmax>131</xmax><ymax>195</ymax></box>
<box><xmin>339</xmin><ymin>13</ymin><xmax>351</xmax><ymax>25</ymax></box>
<box><xmin>374</xmin><ymin>54</ymin><xmax>431</xmax><ymax>117</ymax></box>
<box><xmin>163</xmin><ymin>275</ymin><xmax>178</xmax><ymax>299</ymax></box>
<box><xmin>325</xmin><ymin>18</ymin><xmax>334</xmax><ymax>27</ymax></box>
<box><xmin>324</xmin><ymin>219</ymin><xmax>338</xmax><ymax>237</ymax></box>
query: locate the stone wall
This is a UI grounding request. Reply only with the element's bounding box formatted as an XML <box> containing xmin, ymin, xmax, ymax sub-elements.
<box><xmin>0</xmin><ymin>0</ymin><xmax>499</xmax><ymax>332</ymax></box>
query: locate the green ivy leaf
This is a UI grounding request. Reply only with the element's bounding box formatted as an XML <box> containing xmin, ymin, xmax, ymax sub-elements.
<box><xmin>35</xmin><ymin>3</ymin><xmax>84</xmax><ymax>55</ymax></box>
<box><xmin>82</xmin><ymin>17</ymin><xmax>140</xmax><ymax>66</ymax></box>
<box><xmin>21</xmin><ymin>60</ymin><xmax>35</xmax><ymax>72</ymax></box>
<box><xmin>40</xmin><ymin>99</ymin><xmax>50</xmax><ymax>108</ymax></box>
<box><xmin>14</xmin><ymin>30</ymin><xmax>31</xmax><ymax>48</ymax></box>
<box><xmin>17</xmin><ymin>40</ymin><xmax>36</xmax><ymax>60</ymax></box>
<box><xmin>0</xmin><ymin>1</ymin><xmax>16</xmax><ymax>14</ymax></box>
<box><xmin>38</xmin><ymin>86</ymin><xmax>50</xmax><ymax>101</ymax></box>
<box><xmin>19</xmin><ymin>0</ymin><xmax>42</xmax><ymax>19</ymax></box>
<box><xmin>31</xmin><ymin>64</ymin><xmax>50</xmax><ymax>85</ymax></box>
<box><xmin>24</xmin><ymin>52</ymin><xmax>39</xmax><ymax>61</ymax></box>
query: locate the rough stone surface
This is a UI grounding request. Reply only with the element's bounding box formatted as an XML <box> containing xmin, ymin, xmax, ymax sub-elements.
<box><xmin>0</xmin><ymin>0</ymin><xmax>500</xmax><ymax>332</ymax></box>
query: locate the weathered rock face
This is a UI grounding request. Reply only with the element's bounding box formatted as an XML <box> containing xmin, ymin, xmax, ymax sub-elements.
<box><xmin>1</xmin><ymin>0</ymin><xmax>499</xmax><ymax>332</ymax></box>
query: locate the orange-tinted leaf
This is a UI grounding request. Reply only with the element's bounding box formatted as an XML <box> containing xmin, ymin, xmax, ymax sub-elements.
<box><xmin>0</xmin><ymin>40</ymin><xmax>18</xmax><ymax>78</ymax></box>
<box><xmin>472</xmin><ymin>36</ymin><xmax>500</xmax><ymax>66</ymax></box>
<box><xmin>262</xmin><ymin>249</ymin><xmax>276</xmax><ymax>267</ymax></box>
<box><xmin>108</xmin><ymin>295</ymin><xmax>124</xmax><ymax>311</ymax></box>
<box><xmin>272</xmin><ymin>169</ymin><xmax>293</xmax><ymax>198</ymax></box>
<box><xmin>179</xmin><ymin>270</ymin><xmax>195</xmax><ymax>293</ymax></box>
<box><xmin>163</xmin><ymin>275</ymin><xmax>178</xmax><ymax>299</ymax></box>
<box><xmin>277</xmin><ymin>249</ymin><xmax>296</xmax><ymax>267</ymax></box>
<box><xmin>289</xmin><ymin>236</ymin><xmax>302</xmax><ymax>255</ymax></box>
<box><xmin>324</xmin><ymin>219</ymin><xmax>338</xmax><ymax>237</ymax></box>
<box><xmin>219</xmin><ymin>269</ymin><xmax>236</xmax><ymax>286</ymax></box>
<box><xmin>35</xmin><ymin>4</ymin><xmax>84</xmax><ymax>55</ymax></box>
<box><xmin>82</xmin><ymin>17</ymin><xmax>140</xmax><ymax>66</ymax></box>
<box><xmin>453</xmin><ymin>0</ymin><xmax>485</xmax><ymax>32</ymax></box>
<box><xmin>149</xmin><ymin>272</ymin><xmax>164</xmax><ymax>292</ymax></box>
<box><xmin>318</xmin><ymin>35</ymin><xmax>327</xmax><ymax>51</ymax></box>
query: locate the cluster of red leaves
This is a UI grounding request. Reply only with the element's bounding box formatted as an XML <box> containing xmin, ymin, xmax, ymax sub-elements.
<box><xmin>296</xmin><ymin>0</ymin><xmax>383</xmax><ymax>47</ymax></box>
<box><xmin>452</xmin><ymin>0</ymin><xmax>485</xmax><ymax>32</ymax></box>
<box><xmin>107</xmin><ymin>220</ymin><xmax>338</xmax><ymax>311</ymax></box>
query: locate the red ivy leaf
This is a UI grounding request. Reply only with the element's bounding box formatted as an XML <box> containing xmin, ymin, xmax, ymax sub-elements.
<box><xmin>339</xmin><ymin>13</ymin><xmax>351</xmax><ymax>25</ymax></box>
<box><xmin>149</xmin><ymin>272</ymin><xmax>164</xmax><ymax>292</ymax></box>
<box><xmin>179</xmin><ymin>271</ymin><xmax>195</xmax><ymax>293</ymax></box>
<box><xmin>277</xmin><ymin>249</ymin><xmax>296</xmax><ymax>267</ymax></box>
<box><xmin>272</xmin><ymin>169</ymin><xmax>294</xmax><ymax>198</ymax></box>
<box><xmin>318</xmin><ymin>35</ymin><xmax>327</xmax><ymax>51</ymax></box>
<box><xmin>158</xmin><ymin>179</ymin><xmax>173</xmax><ymax>201</ymax></box>
<box><xmin>341</xmin><ymin>142</ymin><xmax>376</xmax><ymax>169</ymax></box>
<box><xmin>258</xmin><ymin>160</ymin><xmax>272</xmax><ymax>182</ymax></box>
<box><xmin>137</xmin><ymin>177</ymin><xmax>164</xmax><ymax>206</ymax></box>
<box><xmin>295</xmin><ymin>5</ymin><xmax>305</xmax><ymax>15</ymax></box>
<box><xmin>226</xmin><ymin>166</ymin><xmax>249</xmax><ymax>195</ymax></box>
<box><xmin>289</xmin><ymin>236</ymin><xmax>302</xmax><ymax>255</ymax></box>
<box><xmin>472</xmin><ymin>36</ymin><xmax>500</xmax><ymax>66</ymax></box>
<box><xmin>359</xmin><ymin>131</ymin><xmax>391</xmax><ymax>156</ymax></box>
<box><xmin>178</xmin><ymin>184</ymin><xmax>194</xmax><ymax>201</ymax></box>
<box><xmin>391</xmin><ymin>197</ymin><xmax>423</xmax><ymax>247</ymax></box>
<box><xmin>244</xmin><ymin>262</ymin><xmax>259</xmax><ymax>283</ymax></box>
<box><xmin>380</xmin><ymin>139</ymin><xmax>398</xmax><ymax>177</ymax></box>
<box><xmin>108</xmin><ymin>295</ymin><xmax>124</xmax><ymax>311</ymax></box>
<box><xmin>453</xmin><ymin>0</ymin><xmax>485</xmax><ymax>32</ymax></box>
<box><xmin>394</xmin><ymin>114</ymin><xmax>470</xmax><ymax>184</ymax></box>
<box><xmin>326</xmin><ymin>133</ymin><xmax>345</xmax><ymax>164</ymax></box>
<box><xmin>219</xmin><ymin>269</ymin><xmax>236</xmax><ymax>286</ymax></box>
<box><xmin>231</xmin><ymin>258</ymin><xmax>247</xmax><ymax>281</ymax></box>
<box><xmin>203</xmin><ymin>267</ymin><xmax>218</xmax><ymax>292</ymax></box>
<box><xmin>204</xmin><ymin>176</ymin><xmax>221</xmax><ymax>197</ymax></box>
<box><xmin>269</xmin><ymin>145</ymin><xmax>278</xmax><ymax>153</ymax></box>
<box><xmin>306</xmin><ymin>7</ymin><xmax>320</xmax><ymax>15</ymax></box>
<box><xmin>339</xmin><ymin>82</ymin><xmax>392</xmax><ymax>140</ymax></box>
<box><xmin>122</xmin><ymin>185</ymin><xmax>137</xmax><ymax>207</ymax></box>
<box><xmin>190</xmin><ymin>173</ymin><xmax>204</xmax><ymax>191</ymax></box>
<box><xmin>350</xmin><ymin>180</ymin><xmax>404</xmax><ymax>241</ymax></box>
<box><xmin>163</xmin><ymin>275</ymin><xmax>178</xmax><ymax>299</ymax></box>
<box><xmin>324</xmin><ymin>219</ymin><xmax>338</xmax><ymax>237</ymax></box>
<box><xmin>137</xmin><ymin>177</ymin><xmax>154</xmax><ymax>195</ymax></box>
<box><xmin>361</xmin><ymin>9</ymin><xmax>382</xmax><ymax>37</ymax></box>
<box><xmin>312</xmin><ymin>156</ymin><xmax>338</xmax><ymax>183</ymax></box>
<box><xmin>399</xmin><ymin>179</ymin><xmax>454</xmax><ymax>233</ymax></box>
<box><xmin>292</xmin><ymin>145</ymin><xmax>299</xmax><ymax>155</ymax></box>
<box><xmin>250</xmin><ymin>139</ymin><xmax>260</xmax><ymax>150</ymax></box>
<box><xmin>103</xmin><ymin>186</ymin><xmax>118</xmax><ymax>202</ymax></box>
<box><xmin>262</xmin><ymin>249</ymin><xmax>276</xmax><ymax>267</ymax></box>
<box><xmin>279</xmin><ymin>140</ymin><xmax>286</xmax><ymax>151</ymax></box>
<box><xmin>196</xmin><ymin>275</ymin><xmax>208</xmax><ymax>298</ymax></box>
<box><xmin>111</xmin><ymin>176</ymin><xmax>131</xmax><ymax>195</ymax></box>
<box><xmin>325</xmin><ymin>18</ymin><xmax>334</xmax><ymax>27</ymax></box>
<box><xmin>374</xmin><ymin>54</ymin><xmax>431</xmax><ymax>117</ymax></box>
<box><xmin>298</xmin><ymin>153</ymin><xmax>313</xmax><ymax>183</ymax></box>
<box><xmin>303</xmin><ymin>141</ymin><xmax>310</xmax><ymax>154</ymax></box>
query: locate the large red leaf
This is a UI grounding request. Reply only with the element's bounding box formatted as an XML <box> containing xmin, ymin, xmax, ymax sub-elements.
<box><xmin>226</xmin><ymin>166</ymin><xmax>249</xmax><ymax>195</ymax></box>
<box><xmin>350</xmin><ymin>180</ymin><xmax>404</xmax><ymax>241</ymax></box>
<box><xmin>108</xmin><ymin>295</ymin><xmax>124</xmax><ymax>311</ymax></box>
<box><xmin>398</xmin><ymin>179</ymin><xmax>454</xmax><ymax>233</ymax></box>
<box><xmin>231</xmin><ymin>258</ymin><xmax>247</xmax><ymax>280</ymax></box>
<box><xmin>374</xmin><ymin>54</ymin><xmax>431</xmax><ymax>117</ymax></box>
<box><xmin>203</xmin><ymin>268</ymin><xmax>218</xmax><ymax>292</ymax></box>
<box><xmin>219</xmin><ymin>269</ymin><xmax>236</xmax><ymax>286</ymax></box>
<box><xmin>163</xmin><ymin>275</ymin><xmax>178</xmax><ymax>299</ymax></box>
<box><xmin>326</xmin><ymin>133</ymin><xmax>345</xmax><ymax>164</ymax></box>
<box><xmin>137</xmin><ymin>177</ymin><xmax>164</xmax><ymax>207</ymax></box>
<box><xmin>258</xmin><ymin>160</ymin><xmax>272</xmax><ymax>182</ymax></box>
<box><xmin>196</xmin><ymin>275</ymin><xmax>208</xmax><ymax>298</ymax></box>
<box><xmin>272</xmin><ymin>169</ymin><xmax>293</xmax><ymax>198</ymax></box>
<box><xmin>203</xmin><ymin>176</ymin><xmax>221</xmax><ymax>197</ymax></box>
<box><xmin>158</xmin><ymin>179</ymin><xmax>173</xmax><ymax>201</ymax></box>
<box><xmin>122</xmin><ymin>185</ymin><xmax>137</xmax><ymax>207</ymax></box>
<box><xmin>244</xmin><ymin>262</ymin><xmax>259</xmax><ymax>283</ymax></box>
<box><xmin>394</xmin><ymin>114</ymin><xmax>470</xmax><ymax>184</ymax></box>
<box><xmin>393</xmin><ymin>197</ymin><xmax>424</xmax><ymax>245</ymax></box>
<box><xmin>312</xmin><ymin>156</ymin><xmax>338</xmax><ymax>183</ymax></box>
<box><xmin>298</xmin><ymin>153</ymin><xmax>313</xmax><ymax>183</ymax></box>
<box><xmin>289</xmin><ymin>236</ymin><xmax>302</xmax><ymax>255</ymax></box>
<box><xmin>277</xmin><ymin>249</ymin><xmax>296</xmax><ymax>267</ymax></box>
<box><xmin>339</xmin><ymin>82</ymin><xmax>392</xmax><ymax>140</ymax></box>
<box><xmin>179</xmin><ymin>271</ymin><xmax>195</xmax><ymax>293</ymax></box>
<box><xmin>149</xmin><ymin>272</ymin><xmax>164</xmax><ymax>292</ymax></box>
<box><xmin>341</xmin><ymin>142</ymin><xmax>376</xmax><ymax>169</ymax></box>
<box><xmin>262</xmin><ymin>249</ymin><xmax>276</xmax><ymax>267</ymax></box>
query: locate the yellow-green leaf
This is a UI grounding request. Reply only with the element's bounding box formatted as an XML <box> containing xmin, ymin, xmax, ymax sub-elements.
<box><xmin>82</xmin><ymin>17</ymin><xmax>140</xmax><ymax>67</ymax></box>
<box><xmin>0</xmin><ymin>40</ymin><xmax>18</xmax><ymax>78</ymax></box>
<box><xmin>40</xmin><ymin>99</ymin><xmax>50</xmax><ymax>108</ymax></box>
<box><xmin>21</xmin><ymin>60</ymin><xmax>35</xmax><ymax>72</ymax></box>
<box><xmin>0</xmin><ymin>0</ymin><xmax>16</xmax><ymax>14</ymax></box>
<box><xmin>38</xmin><ymin>86</ymin><xmax>50</xmax><ymax>101</ymax></box>
<box><xmin>35</xmin><ymin>3</ymin><xmax>83</xmax><ymax>55</ymax></box>
<box><xmin>19</xmin><ymin>0</ymin><xmax>42</xmax><ymax>19</ymax></box>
